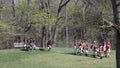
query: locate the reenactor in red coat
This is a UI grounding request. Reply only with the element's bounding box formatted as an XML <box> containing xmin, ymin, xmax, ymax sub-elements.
<box><xmin>99</xmin><ymin>44</ymin><xmax>105</xmax><ymax>59</ymax></box>
<box><xmin>23</xmin><ymin>37</ymin><xmax>28</xmax><ymax>49</ymax></box>
<box><xmin>83</xmin><ymin>41</ymin><xmax>89</xmax><ymax>56</ymax></box>
<box><xmin>106</xmin><ymin>41</ymin><xmax>111</xmax><ymax>57</ymax></box>
<box><xmin>47</xmin><ymin>39</ymin><xmax>53</xmax><ymax>51</ymax></box>
<box><xmin>78</xmin><ymin>41</ymin><xmax>84</xmax><ymax>55</ymax></box>
<box><xmin>73</xmin><ymin>42</ymin><xmax>79</xmax><ymax>55</ymax></box>
<box><xmin>91</xmin><ymin>41</ymin><xmax>99</xmax><ymax>58</ymax></box>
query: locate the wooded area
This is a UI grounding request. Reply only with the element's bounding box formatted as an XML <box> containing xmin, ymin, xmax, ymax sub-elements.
<box><xmin>0</xmin><ymin>0</ymin><xmax>115</xmax><ymax>49</ymax></box>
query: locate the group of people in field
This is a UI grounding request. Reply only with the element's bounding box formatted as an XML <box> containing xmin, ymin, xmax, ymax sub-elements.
<box><xmin>73</xmin><ymin>40</ymin><xmax>111</xmax><ymax>59</ymax></box>
<box><xmin>74</xmin><ymin>40</ymin><xmax>89</xmax><ymax>56</ymax></box>
<box><xmin>23</xmin><ymin>37</ymin><xmax>111</xmax><ymax>59</ymax></box>
<box><xmin>23</xmin><ymin>37</ymin><xmax>39</xmax><ymax>51</ymax></box>
<box><xmin>23</xmin><ymin>37</ymin><xmax>53</xmax><ymax>51</ymax></box>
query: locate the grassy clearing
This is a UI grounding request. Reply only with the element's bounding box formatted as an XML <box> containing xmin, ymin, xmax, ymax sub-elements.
<box><xmin>0</xmin><ymin>48</ymin><xmax>116</xmax><ymax>68</ymax></box>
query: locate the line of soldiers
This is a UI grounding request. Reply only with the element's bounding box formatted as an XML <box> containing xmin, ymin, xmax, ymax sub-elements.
<box><xmin>74</xmin><ymin>40</ymin><xmax>89</xmax><ymax>56</ymax></box>
<box><xmin>73</xmin><ymin>40</ymin><xmax>111</xmax><ymax>59</ymax></box>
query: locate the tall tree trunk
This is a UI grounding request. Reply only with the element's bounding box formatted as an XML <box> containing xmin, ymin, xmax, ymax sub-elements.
<box><xmin>83</xmin><ymin>0</ymin><xmax>88</xmax><ymax>40</ymax></box>
<box><xmin>41</xmin><ymin>26</ymin><xmax>46</xmax><ymax>48</ymax></box>
<box><xmin>111</xmin><ymin>0</ymin><xmax>120</xmax><ymax>68</ymax></box>
<box><xmin>24</xmin><ymin>0</ymin><xmax>31</xmax><ymax>35</ymax></box>
<box><xmin>47</xmin><ymin>0</ymin><xmax>52</xmax><ymax>39</ymax></box>
<box><xmin>52</xmin><ymin>0</ymin><xmax>70</xmax><ymax>43</ymax></box>
<box><xmin>0</xmin><ymin>0</ymin><xmax>3</xmax><ymax>19</ymax></box>
<box><xmin>83</xmin><ymin>0</ymin><xmax>86</xmax><ymax>39</ymax></box>
<box><xmin>65</xmin><ymin>5</ymin><xmax>68</xmax><ymax>47</ymax></box>
<box><xmin>53</xmin><ymin>20</ymin><xmax>59</xmax><ymax>42</ymax></box>
<box><xmin>12</xmin><ymin>0</ymin><xmax>15</xmax><ymax>17</ymax></box>
<box><xmin>27</xmin><ymin>0</ymin><xmax>30</xmax><ymax>24</ymax></box>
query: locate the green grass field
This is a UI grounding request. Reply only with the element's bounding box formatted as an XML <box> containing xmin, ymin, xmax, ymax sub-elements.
<box><xmin>0</xmin><ymin>48</ymin><xmax>116</xmax><ymax>68</ymax></box>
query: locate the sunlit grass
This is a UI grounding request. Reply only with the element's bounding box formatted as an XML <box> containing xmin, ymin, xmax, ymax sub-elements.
<box><xmin>0</xmin><ymin>48</ymin><xmax>116</xmax><ymax>68</ymax></box>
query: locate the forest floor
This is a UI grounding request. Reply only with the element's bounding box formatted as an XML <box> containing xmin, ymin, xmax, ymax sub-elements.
<box><xmin>0</xmin><ymin>48</ymin><xmax>116</xmax><ymax>68</ymax></box>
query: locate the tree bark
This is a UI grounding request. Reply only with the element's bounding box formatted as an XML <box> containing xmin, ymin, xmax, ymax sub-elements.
<box><xmin>82</xmin><ymin>0</ymin><xmax>89</xmax><ymax>40</ymax></box>
<box><xmin>65</xmin><ymin>5</ymin><xmax>68</xmax><ymax>47</ymax></box>
<box><xmin>24</xmin><ymin>0</ymin><xmax>31</xmax><ymax>33</ymax></box>
<box><xmin>52</xmin><ymin>0</ymin><xmax>70</xmax><ymax>43</ymax></box>
<box><xmin>83</xmin><ymin>0</ymin><xmax>86</xmax><ymax>40</ymax></box>
<box><xmin>111</xmin><ymin>0</ymin><xmax>120</xmax><ymax>68</ymax></box>
<box><xmin>47</xmin><ymin>0</ymin><xmax>52</xmax><ymax>39</ymax></box>
<box><xmin>12</xmin><ymin>0</ymin><xmax>15</xmax><ymax>17</ymax></box>
<box><xmin>0</xmin><ymin>0</ymin><xmax>3</xmax><ymax>19</ymax></box>
<box><xmin>41</xmin><ymin>26</ymin><xmax>46</xmax><ymax>48</ymax></box>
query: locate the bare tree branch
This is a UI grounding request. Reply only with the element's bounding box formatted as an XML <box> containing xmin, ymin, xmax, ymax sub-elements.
<box><xmin>52</xmin><ymin>0</ymin><xmax>71</xmax><ymax>42</ymax></box>
<box><xmin>103</xmin><ymin>18</ymin><xmax>120</xmax><ymax>32</ymax></box>
<box><xmin>57</xmin><ymin>0</ymin><xmax>70</xmax><ymax>17</ymax></box>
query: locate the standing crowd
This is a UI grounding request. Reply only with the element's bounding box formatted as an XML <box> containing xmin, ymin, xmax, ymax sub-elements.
<box><xmin>73</xmin><ymin>40</ymin><xmax>111</xmax><ymax>59</ymax></box>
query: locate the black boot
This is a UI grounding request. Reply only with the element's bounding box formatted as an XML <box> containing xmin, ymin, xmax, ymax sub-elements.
<box><xmin>100</xmin><ymin>56</ymin><xmax>103</xmax><ymax>59</ymax></box>
<box><xmin>85</xmin><ymin>54</ymin><xmax>88</xmax><ymax>56</ymax></box>
<box><xmin>93</xmin><ymin>55</ymin><xmax>96</xmax><ymax>58</ymax></box>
